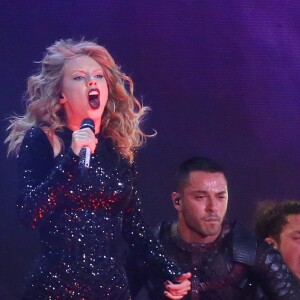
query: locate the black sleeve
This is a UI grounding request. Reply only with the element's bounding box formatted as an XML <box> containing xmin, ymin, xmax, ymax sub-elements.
<box><xmin>251</xmin><ymin>240</ymin><xmax>300</xmax><ymax>299</ymax></box>
<box><xmin>122</xmin><ymin>161</ymin><xmax>181</xmax><ymax>283</ymax></box>
<box><xmin>17</xmin><ymin>127</ymin><xmax>79</xmax><ymax>228</ymax></box>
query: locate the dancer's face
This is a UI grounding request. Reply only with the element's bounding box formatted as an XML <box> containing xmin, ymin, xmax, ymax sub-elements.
<box><xmin>277</xmin><ymin>214</ymin><xmax>300</xmax><ymax>279</ymax></box>
<box><xmin>174</xmin><ymin>171</ymin><xmax>228</xmax><ymax>243</ymax></box>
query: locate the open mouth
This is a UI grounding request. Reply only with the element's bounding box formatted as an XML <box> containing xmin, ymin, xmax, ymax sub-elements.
<box><xmin>88</xmin><ymin>89</ymin><xmax>100</xmax><ymax>110</ymax></box>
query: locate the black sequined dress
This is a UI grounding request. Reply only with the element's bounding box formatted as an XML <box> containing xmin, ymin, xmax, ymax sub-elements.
<box><xmin>17</xmin><ymin>127</ymin><xmax>180</xmax><ymax>299</ymax></box>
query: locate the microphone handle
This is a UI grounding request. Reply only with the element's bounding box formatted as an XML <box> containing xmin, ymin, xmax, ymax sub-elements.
<box><xmin>79</xmin><ymin>146</ymin><xmax>91</xmax><ymax>179</ymax></box>
<box><xmin>78</xmin><ymin>118</ymin><xmax>95</xmax><ymax>179</ymax></box>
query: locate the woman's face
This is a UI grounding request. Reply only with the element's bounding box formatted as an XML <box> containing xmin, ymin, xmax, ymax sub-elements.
<box><xmin>60</xmin><ymin>55</ymin><xmax>108</xmax><ymax>132</ymax></box>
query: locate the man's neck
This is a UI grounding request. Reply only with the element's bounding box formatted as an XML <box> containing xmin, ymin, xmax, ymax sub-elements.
<box><xmin>177</xmin><ymin>222</ymin><xmax>222</xmax><ymax>244</ymax></box>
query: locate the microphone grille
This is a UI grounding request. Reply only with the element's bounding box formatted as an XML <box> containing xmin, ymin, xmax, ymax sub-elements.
<box><xmin>80</xmin><ymin>118</ymin><xmax>95</xmax><ymax>133</ymax></box>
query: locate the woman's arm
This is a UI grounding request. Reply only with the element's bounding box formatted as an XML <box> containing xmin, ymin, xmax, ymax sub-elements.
<box><xmin>122</xmin><ymin>162</ymin><xmax>181</xmax><ymax>281</ymax></box>
<box><xmin>17</xmin><ymin>127</ymin><xmax>79</xmax><ymax>228</ymax></box>
<box><xmin>122</xmin><ymin>162</ymin><xmax>191</xmax><ymax>298</ymax></box>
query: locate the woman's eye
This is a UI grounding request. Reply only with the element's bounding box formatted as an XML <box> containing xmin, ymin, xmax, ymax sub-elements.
<box><xmin>95</xmin><ymin>74</ymin><xmax>103</xmax><ymax>79</ymax></box>
<box><xmin>73</xmin><ymin>76</ymin><xmax>84</xmax><ymax>80</ymax></box>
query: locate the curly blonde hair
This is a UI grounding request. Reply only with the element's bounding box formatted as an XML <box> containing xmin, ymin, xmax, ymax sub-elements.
<box><xmin>6</xmin><ymin>39</ymin><xmax>151</xmax><ymax>162</ymax></box>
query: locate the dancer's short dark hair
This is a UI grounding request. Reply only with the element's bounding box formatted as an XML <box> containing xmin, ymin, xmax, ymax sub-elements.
<box><xmin>174</xmin><ymin>157</ymin><xmax>226</xmax><ymax>193</ymax></box>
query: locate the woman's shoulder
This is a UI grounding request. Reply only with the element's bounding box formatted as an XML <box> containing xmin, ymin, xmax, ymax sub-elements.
<box><xmin>20</xmin><ymin>126</ymin><xmax>54</xmax><ymax>155</ymax></box>
<box><xmin>23</xmin><ymin>126</ymin><xmax>49</xmax><ymax>143</ymax></box>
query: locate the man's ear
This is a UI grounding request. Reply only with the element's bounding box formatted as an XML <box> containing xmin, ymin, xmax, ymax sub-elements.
<box><xmin>171</xmin><ymin>192</ymin><xmax>182</xmax><ymax>211</ymax></box>
<box><xmin>264</xmin><ymin>236</ymin><xmax>278</xmax><ymax>249</ymax></box>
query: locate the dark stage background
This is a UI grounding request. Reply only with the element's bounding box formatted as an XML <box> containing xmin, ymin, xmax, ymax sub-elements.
<box><xmin>1</xmin><ymin>1</ymin><xmax>300</xmax><ymax>299</ymax></box>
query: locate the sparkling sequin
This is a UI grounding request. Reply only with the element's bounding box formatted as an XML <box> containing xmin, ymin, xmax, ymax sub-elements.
<box><xmin>17</xmin><ymin>127</ymin><xmax>180</xmax><ymax>299</ymax></box>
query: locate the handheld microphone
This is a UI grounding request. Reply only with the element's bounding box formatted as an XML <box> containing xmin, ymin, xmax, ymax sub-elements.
<box><xmin>78</xmin><ymin>118</ymin><xmax>95</xmax><ymax>178</ymax></box>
